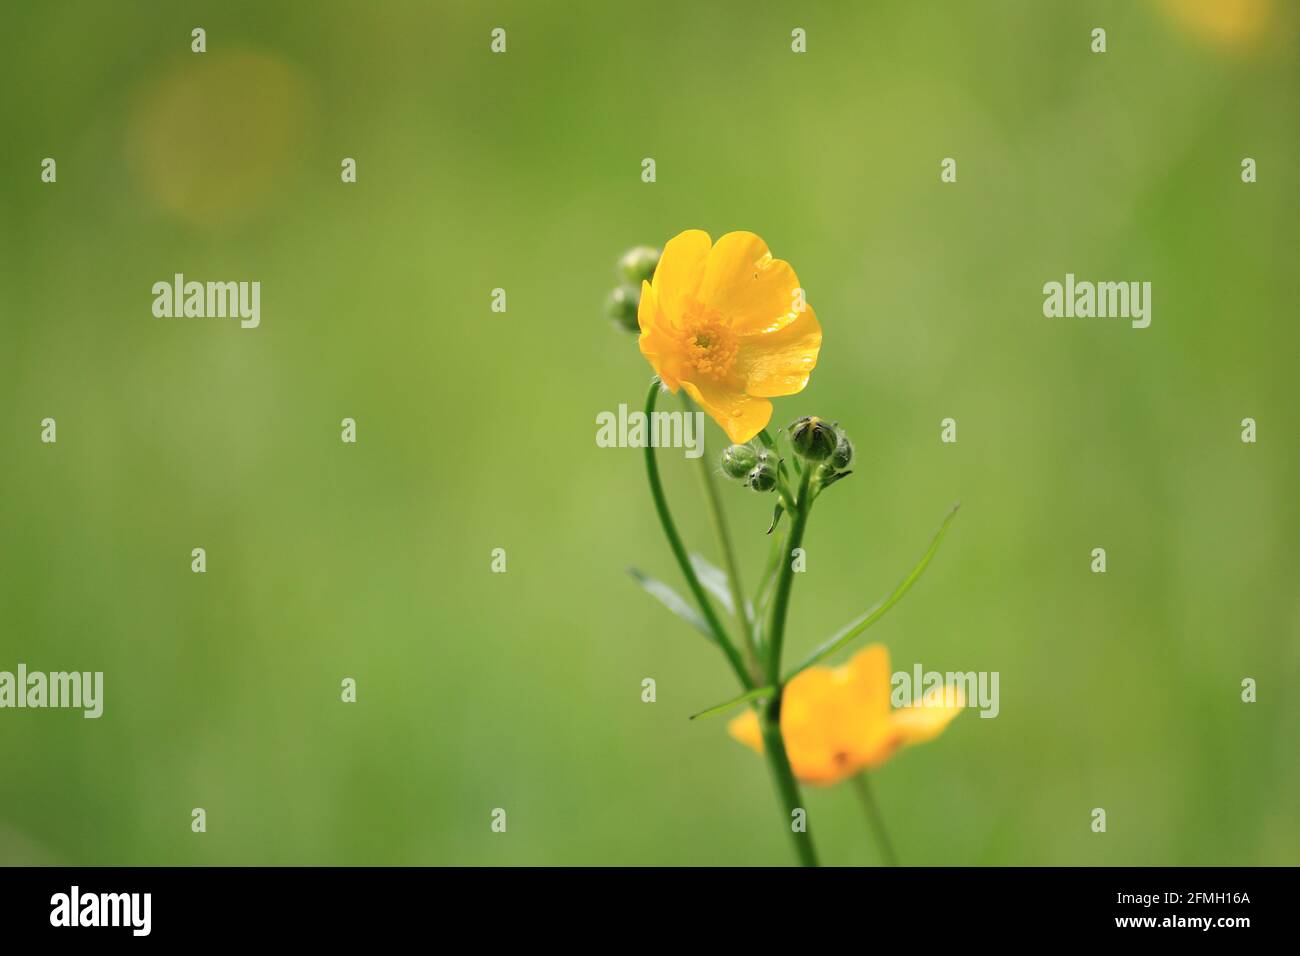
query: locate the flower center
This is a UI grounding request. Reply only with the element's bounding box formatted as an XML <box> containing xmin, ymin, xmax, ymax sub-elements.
<box><xmin>680</xmin><ymin>301</ymin><xmax>737</xmax><ymax>378</ymax></box>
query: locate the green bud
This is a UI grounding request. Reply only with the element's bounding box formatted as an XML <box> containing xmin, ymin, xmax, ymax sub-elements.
<box><xmin>721</xmin><ymin>444</ymin><xmax>758</xmax><ymax>479</ymax></box>
<box><xmin>832</xmin><ymin>431</ymin><xmax>854</xmax><ymax>470</ymax></box>
<box><xmin>745</xmin><ymin>460</ymin><xmax>778</xmax><ymax>493</ymax></box>
<box><xmin>618</xmin><ymin>246</ymin><xmax>661</xmax><ymax>285</ymax></box>
<box><xmin>790</xmin><ymin>416</ymin><xmax>837</xmax><ymax>462</ymax></box>
<box><xmin>605</xmin><ymin>284</ymin><xmax>640</xmax><ymax>333</ymax></box>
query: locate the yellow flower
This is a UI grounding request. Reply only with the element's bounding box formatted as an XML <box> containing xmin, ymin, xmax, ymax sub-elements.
<box><xmin>1154</xmin><ymin>0</ymin><xmax>1277</xmax><ymax>54</ymax></box>
<box><xmin>638</xmin><ymin>230</ymin><xmax>822</xmax><ymax>444</ymax></box>
<box><xmin>728</xmin><ymin>645</ymin><xmax>962</xmax><ymax>786</ymax></box>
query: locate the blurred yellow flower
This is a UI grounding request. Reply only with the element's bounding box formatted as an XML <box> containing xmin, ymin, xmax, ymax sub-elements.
<box><xmin>127</xmin><ymin>49</ymin><xmax>314</xmax><ymax>228</ymax></box>
<box><xmin>1154</xmin><ymin>0</ymin><xmax>1279</xmax><ymax>54</ymax></box>
<box><xmin>638</xmin><ymin>230</ymin><xmax>822</xmax><ymax>443</ymax></box>
<box><xmin>729</xmin><ymin>645</ymin><xmax>962</xmax><ymax>786</ymax></box>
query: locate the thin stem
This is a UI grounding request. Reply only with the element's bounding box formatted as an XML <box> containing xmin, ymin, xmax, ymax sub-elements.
<box><xmin>645</xmin><ymin>383</ymin><xmax>816</xmax><ymax>865</ymax></box>
<box><xmin>754</xmin><ymin>459</ymin><xmax>819</xmax><ymax>866</ymax></box>
<box><xmin>852</xmin><ymin>772</ymin><xmax>899</xmax><ymax>867</ymax></box>
<box><xmin>680</xmin><ymin>394</ymin><xmax>760</xmax><ymax>682</ymax></box>
<box><xmin>754</xmin><ymin>522</ymin><xmax>785</xmax><ymax>651</ymax></box>
<box><xmin>765</xmin><ymin>464</ymin><xmax>814</xmax><ymax>687</ymax></box>
<box><xmin>641</xmin><ymin>381</ymin><xmax>753</xmax><ymax>690</ymax></box>
<box><xmin>760</xmin><ymin>693</ymin><xmax>819</xmax><ymax>867</ymax></box>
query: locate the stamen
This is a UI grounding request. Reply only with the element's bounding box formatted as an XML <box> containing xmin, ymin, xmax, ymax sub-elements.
<box><xmin>680</xmin><ymin>300</ymin><xmax>738</xmax><ymax>378</ymax></box>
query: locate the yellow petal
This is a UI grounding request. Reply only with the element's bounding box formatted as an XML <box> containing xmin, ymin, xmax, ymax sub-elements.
<box><xmin>890</xmin><ymin>683</ymin><xmax>963</xmax><ymax>746</ymax></box>
<box><xmin>738</xmin><ymin>304</ymin><xmax>822</xmax><ymax>398</ymax></box>
<box><xmin>636</xmin><ymin>281</ymin><xmax>683</xmax><ymax>390</ymax></box>
<box><xmin>844</xmin><ymin>644</ymin><xmax>893</xmax><ymax>719</ymax></box>
<box><xmin>680</xmin><ymin>377</ymin><xmax>772</xmax><ymax>444</ymax></box>
<box><xmin>698</xmin><ymin>231</ymin><xmax>806</xmax><ymax>335</ymax></box>
<box><xmin>636</xmin><ymin>279</ymin><xmax>659</xmax><ymax>335</ymax></box>
<box><xmin>650</xmin><ymin>229</ymin><xmax>711</xmax><ymax>323</ymax></box>
<box><xmin>727</xmin><ymin>644</ymin><xmax>961</xmax><ymax>784</ymax></box>
<box><xmin>727</xmin><ymin>710</ymin><xmax>763</xmax><ymax>755</ymax></box>
<box><xmin>728</xmin><ymin>697</ymin><xmax>851</xmax><ymax>786</ymax></box>
<box><xmin>778</xmin><ymin>667</ymin><xmax>859</xmax><ymax>784</ymax></box>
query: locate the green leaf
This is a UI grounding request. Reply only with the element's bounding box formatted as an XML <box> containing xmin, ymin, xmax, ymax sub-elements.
<box><xmin>628</xmin><ymin>567</ymin><xmax>716</xmax><ymax>644</ymax></box>
<box><xmin>787</xmin><ymin>502</ymin><xmax>961</xmax><ymax>677</ymax></box>
<box><xmin>688</xmin><ymin>553</ymin><xmax>734</xmax><ymax>615</ymax></box>
<box><xmin>766</xmin><ymin>501</ymin><xmax>785</xmax><ymax>535</ymax></box>
<box><xmin>689</xmin><ymin>685</ymin><xmax>776</xmax><ymax>720</ymax></box>
<box><xmin>819</xmin><ymin>469</ymin><xmax>852</xmax><ymax>491</ymax></box>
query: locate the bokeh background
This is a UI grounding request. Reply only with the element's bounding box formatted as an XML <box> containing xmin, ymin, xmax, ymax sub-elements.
<box><xmin>1</xmin><ymin>0</ymin><xmax>1296</xmax><ymax>866</ymax></box>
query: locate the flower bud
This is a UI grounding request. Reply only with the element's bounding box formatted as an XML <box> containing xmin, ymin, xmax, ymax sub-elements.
<box><xmin>605</xmin><ymin>284</ymin><xmax>640</xmax><ymax>333</ymax></box>
<box><xmin>618</xmin><ymin>246</ymin><xmax>661</xmax><ymax>285</ymax></box>
<box><xmin>721</xmin><ymin>443</ymin><xmax>758</xmax><ymax>479</ymax></box>
<box><xmin>790</xmin><ymin>416</ymin><xmax>837</xmax><ymax>462</ymax></box>
<box><xmin>745</xmin><ymin>460</ymin><xmax>778</xmax><ymax>493</ymax></box>
<box><xmin>832</xmin><ymin>431</ymin><xmax>854</xmax><ymax>470</ymax></box>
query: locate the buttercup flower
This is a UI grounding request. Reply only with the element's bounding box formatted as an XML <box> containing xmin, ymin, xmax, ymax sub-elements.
<box><xmin>729</xmin><ymin>644</ymin><xmax>962</xmax><ymax>786</ymax></box>
<box><xmin>1154</xmin><ymin>0</ymin><xmax>1276</xmax><ymax>54</ymax></box>
<box><xmin>638</xmin><ymin>230</ymin><xmax>822</xmax><ymax>443</ymax></box>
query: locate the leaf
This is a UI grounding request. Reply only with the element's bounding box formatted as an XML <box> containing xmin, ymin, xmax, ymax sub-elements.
<box><xmin>689</xmin><ymin>685</ymin><xmax>776</xmax><ymax>720</ymax></box>
<box><xmin>766</xmin><ymin>501</ymin><xmax>785</xmax><ymax>535</ymax></box>
<box><xmin>819</xmin><ymin>469</ymin><xmax>852</xmax><ymax>491</ymax></box>
<box><xmin>688</xmin><ymin>553</ymin><xmax>734</xmax><ymax>615</ymax></box>
<box><xmin>787</xmin><ymin>502</ymin><xmax>961</xmax><ymax>677</ymax></box>
<box><xmin>628</xmin><ymin>567</ymin><xmax>716</xmax><ymax>644</ymax></box>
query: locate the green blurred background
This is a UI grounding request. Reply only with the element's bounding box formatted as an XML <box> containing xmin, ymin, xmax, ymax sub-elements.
<box><xmin>1</xmin><ymin>0</ymin><xmax>1296</xmax><ymax>866</ymax></box>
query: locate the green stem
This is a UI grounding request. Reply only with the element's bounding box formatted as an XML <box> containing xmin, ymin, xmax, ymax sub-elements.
<box><xmin>681</xmin><ymin>395</ymin><xmax>761</xmax><ymax>682</ymax></box>
<box><xmin>756</xmin><ymin>461</ymin><xmax>819</xmax><ymax>866</ymax></box>
<box><xmin>765</xmin><ymin>464</ymin><xmax>814</xmax><ymax>687</ymax></box>
<box><xmin>852</xmin><ymin>772</ymin><xmax>899</xmax><ymax>867</ymax></box>
<box><xmin>760</xmin><ymin>693</ymin><xmax>819</xmax><ymax>867</ymax></box>
<box><xmin>644</xmin><ymin>381</ymin><xmax>816</xmax><ymax>865</ymax></box>
<box><xmin>754</xmin><ymin>523</ymin><xmax>785</xmax><ymax>650</ymax></box>
<box><xmin>642</xmin><ymin>381</ymin><xmax>752</xmax><ymax>690</ymax></box>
